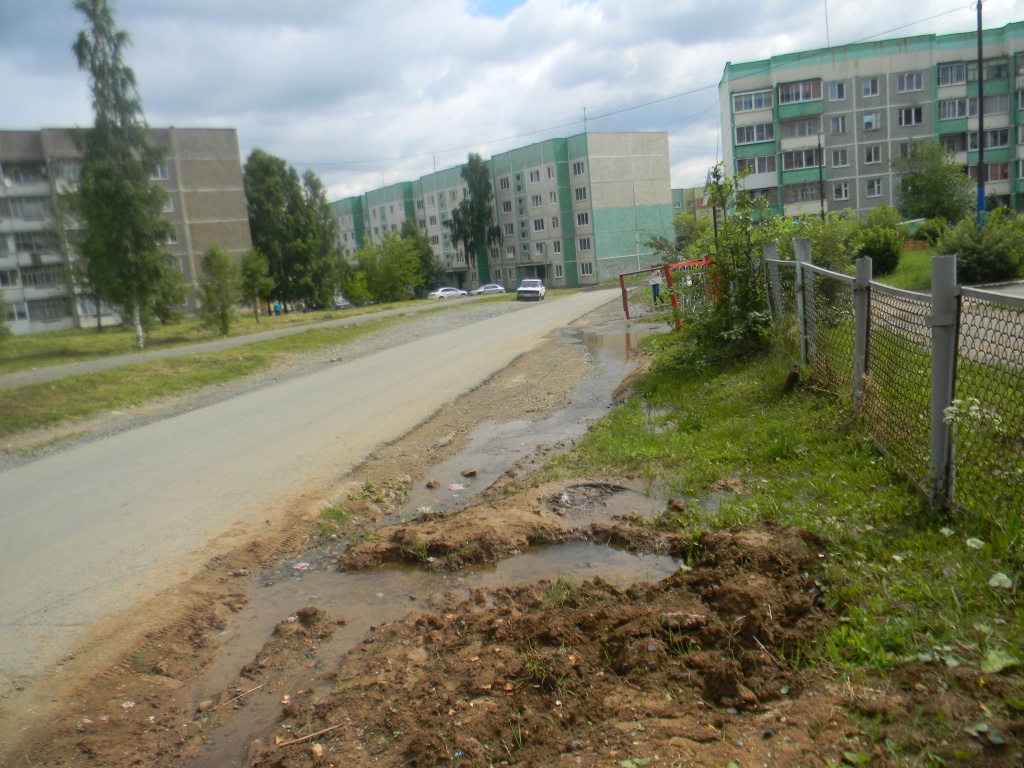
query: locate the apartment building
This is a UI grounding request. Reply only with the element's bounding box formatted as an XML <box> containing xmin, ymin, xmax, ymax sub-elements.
<box><xmin>0</xmin><ymin>127</ymin><xmax>251</xmax><ymax>335</ymax></box>
<box><xmin>331</xmin><ymin>131</ymin><xmax>675</xmax><ymax>289</ymax></box>
<box><xmin>719</xmin><ymin>21</ymin><xmax>1024</xmax><ymax>218</ymax></box>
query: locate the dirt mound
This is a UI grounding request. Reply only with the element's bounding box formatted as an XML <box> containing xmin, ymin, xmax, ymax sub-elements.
<box><xmin>247</xmin><ymin>522</ymin><xmax>845</xmax><ymax>767</ymax></box>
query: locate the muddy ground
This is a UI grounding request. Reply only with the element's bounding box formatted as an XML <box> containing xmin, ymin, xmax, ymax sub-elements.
<box><xmin>4</xmin><ymin>312</ymin><xmax>1024</xmax><ymax>768</ymax></box>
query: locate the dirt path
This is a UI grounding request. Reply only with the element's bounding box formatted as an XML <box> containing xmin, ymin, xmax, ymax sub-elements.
<box><xmin>4</xmin><ymin>303</ymin><xmax>1022</xmax><ymax>768</ymax></box>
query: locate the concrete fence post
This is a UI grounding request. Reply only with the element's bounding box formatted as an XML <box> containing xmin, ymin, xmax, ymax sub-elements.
<box><xmin>927</xmin><ymin>254</ymin><xmax>958</xmax><ymax>512</ymax></box>
<box><xmin>853</xmin><ymin>257</ymin><xmax>872</xmax><ymax>415</ymax></box>
<box><xmin>793</xmin><ymin>238</ymin><xmax>811</xmax><ymax>366</ymax></box>
<box><xmin>762</xmin><ymin>242</ymin><xmax>779</xmax><ymax>321</ymax></box>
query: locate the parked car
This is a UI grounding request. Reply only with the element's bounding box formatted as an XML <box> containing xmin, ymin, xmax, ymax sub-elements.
<box><xmin>331</xmin><ymin>295</ymin><xmax>353</xmax><ymax>310</ymax></box>
<box><xmin>428</xmin><ymin>286</ymin><xmax>468</xmax><ymax>299</ymax></box>
<box><xmin>469</xmin><ymin>283</ymin><xmax>505</xmax><ymax>295</ymax></box>
<box><xmin>516</xmin><ymin>279</ymin><xmax>546</xmax><ymax>301</ymax></box>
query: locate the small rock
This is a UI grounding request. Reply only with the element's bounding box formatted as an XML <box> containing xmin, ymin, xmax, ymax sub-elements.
<box><xmin>197</xmin><ymin>700</ymin><xmax>215</xmax><ymax>713</ymax></box>
<box><xmin>461</xmin><ymin>469</ymin><xmax>477</xmax><ymax>477</ymax></box>
<box><xmin>231</xmin><ymin>569</ymin><xmax>250</xmax><ymax>577</ymax></box>
<box><xmin>426</xmin><ymin>479</ymin><xmax>439</xmax><ymax>489</ymax></box>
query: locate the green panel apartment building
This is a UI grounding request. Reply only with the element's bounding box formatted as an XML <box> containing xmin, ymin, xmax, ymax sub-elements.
<box><xmin>0</xmin><ymin>127</ymin><xmax>251</xmax><ymax>335</ymax></box>
<box><xmin>331</xmin><ymin>131</ymin><xmax>675</xmax><ymax>290</ymax></box>
<box><xmin>719</xmin><ymin>21</ymin><xmax>1024</xmax><ymax>218</ymax></box>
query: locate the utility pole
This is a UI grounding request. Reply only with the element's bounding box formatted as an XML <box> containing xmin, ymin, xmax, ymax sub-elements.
<box><xmin>976</xmin><ymin>1</ymin><xmax>985</xmax><ymax>227</ymax></box>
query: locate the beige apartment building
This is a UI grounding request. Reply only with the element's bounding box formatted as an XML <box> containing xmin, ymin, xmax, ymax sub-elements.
<box><xmin>0</xmin><ymin>127</ymin><xmax>251</xmax><ymax>335</ymax></box>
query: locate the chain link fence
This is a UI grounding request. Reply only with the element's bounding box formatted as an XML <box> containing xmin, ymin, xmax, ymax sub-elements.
<box><xmin>765</xmin><ymin>248</ymin><xmax>1024</xmax><ymax>521</ymax></box>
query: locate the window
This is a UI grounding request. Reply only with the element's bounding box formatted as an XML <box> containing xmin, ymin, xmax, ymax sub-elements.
<box><xmin>828</xmin><ymin>83</ymin><xmax>845</xmax><ymax>101</ymax></box>
<box><xmin>416</xmin><ymin>199</ymin><xmax>423</xmax><ymax>210</ymax></box>
<box><xmin>7</xmin><ymin>196</ymin><xmax>52</xmax><ymax>219</ymax></box>
<box><xmin>572</xmin><ymin>161</ymin><xmax>585</xmax><ymax>176</ymax></box>
<box><xmin>429</xmin><ymin>215</ymin><xmax>438</xmax><ymax>226</ymax></box>
<box><xmin>898</xmin><ymin>107</ymin><xmax>923</xmax><ymax>126</ymax></box>
<box><xmin>831</xmin><ymin>148</ymin><xmax>849</xmax><ymax>167</ymax></box>
<box><xmin>150</xmin><ymin>164</ymin><xmax>169</xmax><ymax>181</ymax></box>
<box><xmin>864</xmin><ymin>146</ymin><xmax>881</xmax><ymax>164</ymax></box>
<box><xmin>15</xmin><ymin>231</ymin><xmax>58</xmax><ymax>252</ymax></box>
<box><xmin>389</xmin><ymin>205</ymin><xmax>394</xmax><ymax>214</ymax></box>
<box><xmin>373</xmin><ymin>226</ymin><xmax>379</xmax><ymax>236</ymax></box>
<box><xmin>534</xmin><ymin>242</ymin><xmax>545</xmax><ymax>256</ymax></box>
<box><xmin>778</xmin><ymin>80</ymin><xmax>821</xmax><ymax>103</ymax></box>
<box><xmin>449</xmin><ymin>190</ymin><xmax>457</xmax><ymax>201</ymax></box>
<box><xmin>861</xmin><ymin>78</ymin><xmax>878</xmax><ymax>97</ymax></box>
<box><xmin>554</xmin><ymin>264</ymin><xmax>563</xmax><ymax>278</ymax></box>
<box><xmin>28</xmin><ymin>297</ymin><xmax>70</xmax><ymax>322</ymax></box>
<box><xmin>551</xmin><ymin>216</ymin><xmax>559</xmax><ymax>229</ymax></box>
<box><xmin>866</xmin><ymin>179</ymin><xmax>882</xmax><ymax>198</ymax></box>
<box><xmin>531</xmin><ymin>194</ymin><xmax>542</xmax><ymax>208</ymax></box>
<box><xmin>578</xmin><ymin>237</ymin><xmax>591</xmax><ymax>251</ymax></box>
<box><xmin>533</xmin><ymin>218</ymin><xmax>545</xmax><ymax>232</ymax></box>
<box><xmin>576</xmin><ymin>212</ymin><xmax>589</xmax><ymax>227</ymax></box>
<box><xmin>529</xmin><ymin>170</ymin><xmax>540</xmax><ymax>183</ymax></box>
<box><xmin>552</xmin><ymin>241</ymin><xmax>561</xmax><ymax>254</ymax></box>
<box><xmin>546</xmin><ymin>165</ymin><xmax>555</xmax><ymax>180</ymax></box>
<box><xmin>549</xmin><ymin>191</ymin><xmax>557</xmax><ymax>204</ymax></box>
<box><xmin>833</xmin><ymin>182</ymin><xmax>849</xmax><ymax>201</ymax></box>
<box><xmin>21</xmin><ymin>264</ymin><xmax>65</xmax><ymax>287</ymax></box>
<box><xmin>503</xmin><ymin>223</ymin><xmax>514</xmax><ymax>236</ymax></box>
<box><xmin>737</xmin><ymin>155</ymin><xmax>776</xmax><ymax>174</ymax></box>
<box><xmin>968</xmin><ymin>93</ymin><xmax>1010</xmax><ymax>116</ymax></box>
<box><xmin>499</xmin><ymin>177</ymin><xmax>509</xmax><ymax>191</ymax></box>
<box><xmin>938</xmin><ymin>63</ymin><xmax>966</xmax><ymax>86</ymax></box>
<box><xmin>390</xmin><ymin>224</ymin><xmax>397</xmax><ymax>232</ymax></box>
<box><xmin>735</xmin><ymin>123</ymin><xmax>775</xmax><ymax>144</ymax></box>
<box><xmin>969</xmin><ymin>163</ymin><xmax>1010</xmax><ymax>182</ymax></box>
<box><xmin>501</xmin><ymin>201</ymin><xmax>512</xmax><ymax>214</ymax></box>
<box><xmin>782</xmin><ymin>182</ymin><xmax>820</xmax><ymax>204</ymax></box>
<box><xmin>1018</xmin><ymin>160</ymin><xmax>1024</xmax><ymax>180</ymax></box>
<box><xmin>5</xmin><ymin>302</ymin><xmax>28</xmax><ymax>323</ymax></box>
<box><xmin>163</xmin><ymin>198</ymin><xmax>174</xmax><ymax>214</ymax></box>
<box><xmin>782</xmin><ymin>149</ymin><xmax>820</xmax><ymax>170</ymax></box>
<box><xmin>506</xmin><ymin>246</ymin><xmax>516</xmax><ymax>259</ymax></box>
<box><xmin>580</xmin><ymin>262</ymin><xmax>593</xmax><ymax>276</ymax></box>
<box><xmin>939</xmin><ymin>98</ymin><xmax>968</xmax><ymax>120</ymax></box>
<box><xmin>51</xmin><ymin>158</ymin><xmax>81</xmax><ymax>181</ymax></box>
<box><xmin>574</xmin><ymin>187</ymin><xmax>587</xmax><ymax>202</ymax></box>
<box><xmin>968</xmin><ymin>128</ymin><xmax>1010</xmax><ymax>150</ymax></box>
<box><xmin>428</xmin><ymin>194</ymin><xmax>435</xmax><ymax>206</ymax></box>
<box><xmin>167</xmin><ymin>229</ymin><xmax>179</xmax><ymax>244</ymax></box>
<box><xmin>941</xmin><ymin>133</ymin><xmax>967</xmax><ymax>152</ymax></box>
<box><xmin>780</xmin><ymin>119</ymin><xmax>819</xmax><ymax>138</ymax></box>
<box><xmin>1019</xmin><ymin>90</ymin><xmax>1024</xmax><ymax>110</ymax></box>
<box><xmin>896</xmin><ymin>72</ymin><xmax>923</xmax><ymax>93</ymax></box>
<box><xmin>733</xmin><ymin>89</ymin><xmax>772</xmax><ymax>112</ymax></box>
<box><xmin>969</xmin><ymin>60</ymin><xmax>1010</xmax><ymax>81</ymax></box>
<box><xmin>430</xmin><ymin>235</ymin><xmax>440</xmax><ymax>245</ymax></box>
<box><xmin>0</xmin><ymin>269</ymin><xmax>19</xmax><ymax>287</ymax></box>
<box><xmin>863</xmin><ymin>112</ymin><xmax>880</xmax><ymax>131</ymax></box>
<box><xmin>829</xmin><ymin>115</ymin><xmax>846</xmax><ymax>135</ymax></box>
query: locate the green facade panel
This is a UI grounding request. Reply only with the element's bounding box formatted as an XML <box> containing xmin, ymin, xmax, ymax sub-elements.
<box><xmin>735</xmin><ymin>141</ymin><xmax>777</xmax><ymax>159</ymax></box>
<box><xmin>781</xmin><ymin>168</ymin><xmax>823</xmax><ymax>185</ymax></box>
<box><xmin>778</xmin><ymin>101</ymin><xmax>824</xmax><ymax>120</ymax></box>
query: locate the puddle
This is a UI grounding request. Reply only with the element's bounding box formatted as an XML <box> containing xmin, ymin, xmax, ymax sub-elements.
<box><xmin>188</xmin><ymin>543</ymin><xmax>678</xmax><ymax>767</ymax></box>
<box><xmin>398</xmin><ymin>324</ymin><xmax>646</xmax><ymax>518</ymax></box>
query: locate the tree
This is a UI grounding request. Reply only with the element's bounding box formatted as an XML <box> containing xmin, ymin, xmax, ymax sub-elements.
<box><xmin>198</xmin><ymin>246</ymin><xmax>242</xmax><ymax>335</ymax></box>
<box><xmin>401</xmin><ymin>220</ymin><xmax>445</xmax><ymax>296</ymax></box>
<box><xmin>446</xmin><ymin>153</ymin><xmax>501</xmax><ymax>280</ymax></box>
<box><xmin>240</xmin><ymin>247</ymin><xmax>275</xmax><ymax>322</ymax></box>
<box><xmin>0</xmin><ymin>293</ymin><xmax>11</xmax><ymax>344</ymax></box>
<box><xmin>243</xmin><ymin>149</ymin><xmax>295</xmax><ymax>308</ymax></box>
<box><xmin>893</xmin><ymin>140</ymin><xmax>973</xmax><ymax>225</ymax></box>
<box><xmin>285</xmin><ymin>170</ymin><xmax>343</xmax><ymax>309</ymax></box>
<box><xmin>70</xmin><ymin>0</ymin><xmax>179</xmax><ymax>349</ymax></box>
<box><xmin>355</xmin><ymin>233</ymin><xmax>424</xmax><ymax>304</ymax></box>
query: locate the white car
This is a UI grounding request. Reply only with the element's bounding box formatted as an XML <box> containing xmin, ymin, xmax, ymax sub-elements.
<box><xmin>516</xmin><ymin>279</ymin><xmax>546</xmax><ymax>301</ymax></box>
<box><xmin>428</xmin><ymin>287</ymin><xmax>468</xmax><ymax>299</ymax></box>
<box><xmin>469</xmin><ymin>283</ymin><xmax>506</xmax><ymax>295</ymax></box>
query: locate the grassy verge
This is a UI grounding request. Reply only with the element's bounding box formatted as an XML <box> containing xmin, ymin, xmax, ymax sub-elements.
<box><xmin>0</xmin><ymin>315</ymin><xmax>402</xmax><ymax>439</ymax></box>
<box><xmin>880</xmin><ymin>247</ymin><xmax>934</xmax><ymax>291</ymax></box>
<box><xmin>542</xmin><ymin>336</ymin><xmax>1023</xmax><ymax>677</ymax></box>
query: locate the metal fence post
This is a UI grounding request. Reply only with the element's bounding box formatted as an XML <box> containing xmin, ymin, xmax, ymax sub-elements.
<box><xmin>927</xmin><ymin>255</ymin><xmax>958</xmax><ymax>511</ymax></box>
<box><xmin>793</xmin><ymin>238</ymin><xmax>811</xmax><ymax>366</ymax></box>
<box><xmin>762</xmin><ymin>242</ymin><xmax>778</xmax><ymax>320</ymax></box>
<box><xmin>853</xmin><ymin>257</ymin><xmax>872</xmax><ymax>416</ymax></box>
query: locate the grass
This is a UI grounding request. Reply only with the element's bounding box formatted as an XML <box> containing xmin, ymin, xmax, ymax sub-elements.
<box><xmin>542</xmin><ymin>335</ymin><xmax>1024</xmax><ymax>678</ymax></box>
<box><xmin>0</xmin><ymin>314</ymin><xmax>404</xmax><ymax>439</ymax></box>
<box><xmin>877</xmin><ymin>247</ymin><xmax>933</xmax><ymax>291</ymax></box>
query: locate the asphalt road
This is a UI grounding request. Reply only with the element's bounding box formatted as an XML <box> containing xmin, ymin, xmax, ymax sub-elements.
<box><xmin>0</xmin><ymin>289</ymin><xmax>618</xmax><ymax>697</ymax></box>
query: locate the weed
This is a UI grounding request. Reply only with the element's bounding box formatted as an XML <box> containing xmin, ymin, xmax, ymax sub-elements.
<box><xmin>320</xmin><ymin>505</ymin><xmax>350</xmax><ymax>524</ymax></box>
<box><xmin>543</xmin><ymin>577</ymin><xmax>578</xmax><ymax>607</ymax></box>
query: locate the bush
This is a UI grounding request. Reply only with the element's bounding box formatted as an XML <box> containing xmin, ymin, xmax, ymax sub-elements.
<box><xmin>914</xmin><ymin>217</ymin><xmax>949</xmax><ymax>246</ymax></box>
<box><xmin>939</xmin><ymin>213</ymin><xmax>1024</xmax><ymax>285</ymax></box>
<box><xmin>857</xmin><ymin>226</ymin><xmax>904</xmax><ymax>276</ymax></box>
<box><xmin>863</xmin><ymin>205</ymin><xmax>911</xmax><ymax>240</ymax></box>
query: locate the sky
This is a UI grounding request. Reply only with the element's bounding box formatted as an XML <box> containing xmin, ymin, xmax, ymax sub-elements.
<box><xmin>1</xmin><ymin>1</ymin><xmax>1020</xmax><ymax>201</ymax></box>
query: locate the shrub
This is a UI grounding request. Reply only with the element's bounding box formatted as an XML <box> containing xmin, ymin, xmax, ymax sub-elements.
<box><xmin>939</xmin><ymin>213</ymin><xmax>1024</xmax><ymax>285</ymax></box>
<box><xmin>857</xmin><ymin>226</ymin><xmax>904</xmax><ymax>276</ymax></box>
<box><xmin>914</xmin><ymin>217</ymin><xmax>949</xmax><ymax>246</ymax></box>
<box><xmin>863</xmin><ymin>205</ymin><xmax>910</xmax><ymax>240</ymax></box>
